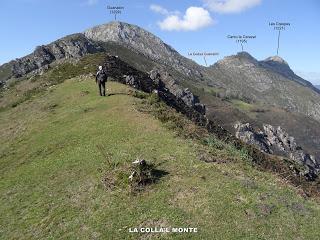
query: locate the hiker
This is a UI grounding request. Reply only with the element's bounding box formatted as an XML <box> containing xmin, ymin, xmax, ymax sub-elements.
<box><xmin>96</xmin><ymin>66</ymin><xmax>108</xmax><ymax>96</ymax></box>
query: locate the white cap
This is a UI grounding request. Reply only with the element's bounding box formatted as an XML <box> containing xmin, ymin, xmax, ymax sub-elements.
<box><xmin>99</xmin><ymin>66</ymin><xmax>103</xmax><ymax>71</ymax></box>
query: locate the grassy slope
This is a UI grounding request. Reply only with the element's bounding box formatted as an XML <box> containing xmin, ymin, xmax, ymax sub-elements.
<box><xmin>192</xmin><ymin>86</ymin><xmax>320</xmax><ymax>158</ymax></box>
<box><xmin>0</xmin><ymin>62</ymin><xmax>13</xmax><ymax>82</ymax></box>
<box><xmin>1</xmin><ymin>77</ymin><xmax>320</xmax><ymax>239</ymax></box>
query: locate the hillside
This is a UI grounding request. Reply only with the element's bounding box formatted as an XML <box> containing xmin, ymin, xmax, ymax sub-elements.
<box><xmin>2</xmin><ymin>71</ymin><xmax>320</xmax><ymax>239</ymax></box>
<box><xmin>0</xmin><ymin>23</ymin><xmax>319</xmax><ymax>165</ymax></box>
<box><xmin>201</xmin><ymin>52</ymin><xmax>320</xmax><ymax>161</ymax></box>
<box><xmin>0</xmin><ymin>21</ymin><xmax>320</xmax><ymax>236</ymax></box>
<box><xmin>204</xmin><ymin>52</ymin><xmax>320</xmax><ymax>122</ymax></box>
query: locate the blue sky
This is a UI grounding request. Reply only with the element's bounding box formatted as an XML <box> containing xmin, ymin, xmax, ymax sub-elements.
<box><xmin>1</xmin><ymin>0</ymin><xmax>319</xmax><ymax>84</ymax></box>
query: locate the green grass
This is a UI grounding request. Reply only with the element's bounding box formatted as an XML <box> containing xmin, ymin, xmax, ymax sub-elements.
<box><xmin>0</xmin><ymin>53</ymin><xmax>106</xmax><ymax>111</ymax></box>
<box><xmin>230</xmin><ymin>99</ymin><xmax>255</xmax><ymax>111</ymax></box>
<box><xmin>229</xmin><ymin>99</ymin><xmax>269</xmax><ymax>119</ymax></box>
<box><xmin>0</xmin><ymin>62</ymin><xmax>13</xmax><ymax>81</ymax></box>
<box><xmin>1</xmin><ymin>78</ymin><xmax>320</xmax><ymax>239</ymax></box>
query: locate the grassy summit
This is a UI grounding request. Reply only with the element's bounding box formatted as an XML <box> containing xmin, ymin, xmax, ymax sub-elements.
<box><xmin>1</xmin><ymin>77</ymin><xmax>320</xmax><ymax>239</ymax></box>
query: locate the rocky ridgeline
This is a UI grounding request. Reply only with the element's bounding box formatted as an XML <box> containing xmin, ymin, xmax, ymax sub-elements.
<box><xmin>234</xmin><ymin>123</ymin><xmax>271</xmax><ymax>153</ymax></box>
<box><xmin>102</xmin><ymin>55</ymin><xmax>206</xmax><ymax>115</ymax></box>
<box><xmin>5</xmin><ymin>34</ymin><xmax>102</xmax><ymax>79</ymax></box>
<box><xmin>103</xmin><ymin>54</ymin><xmax>320</xmax><ymax>183</ymax></box>
<box><xmin>234</xmin><ymin>122</ymin><xmax>319</xmax><ymax>179</ymax></box>
<box><xmin>149</xmin><ymin>69</ymin><xmax>206</xmax><ymax>114</ymax></box>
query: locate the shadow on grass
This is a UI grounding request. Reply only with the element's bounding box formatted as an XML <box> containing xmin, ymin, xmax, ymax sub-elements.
<box><xmin>151</xmin><ymin>169</ymin><xmax>169</xmax><ymax>183</ymax></box>
<box><xmin>107</xmin><ymin>92</ymin><xmax>129</xmax><ymax>97</ymax></box>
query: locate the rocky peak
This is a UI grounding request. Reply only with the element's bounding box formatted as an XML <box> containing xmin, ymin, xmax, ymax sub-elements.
<box><xmin>261</xmin><ymin>55</ymin><xmax>293</xmax><ymax>77</ymax></box>
<box><xmin>214</xmin><ymin>53</ymin><xmax>309</xmax><ymax>89</ymax></box>
<box><xmin>84</xmin><ymin>21</ymin><xmax>203</xmax><ymax>78</ymax></box>
<box><xmin>84</xmin><ymin>21</ymin><xmax>166</xmax><ymax>49</ymax></box>
<box><xmin>237</xmin><ymin>51</ymin><xmax>258</xmax><ymax>61</ymax></box>
<box><xmin>215</xmin><ymin>51</ymin><xmax>259</xmax><ymax>68</ymax></box>
<box><xmin>264</xmin><ymin>56</ymin><xmax>289</xmax><ymax>65</ymax></box>
<box><xmin>260</xmin><ymin>55</ymin><xmax>315</xmax><ymax>88</ymax></box>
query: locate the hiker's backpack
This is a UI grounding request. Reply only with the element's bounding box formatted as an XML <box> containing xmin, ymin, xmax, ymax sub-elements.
<box><xmin>96</xmin><ymin>70</ymin><xmax>108</xmax><ymax>83</ymax></box>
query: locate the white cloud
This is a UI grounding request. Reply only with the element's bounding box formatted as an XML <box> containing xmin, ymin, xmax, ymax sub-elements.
<box><xmin>150</xmin><ymin>4</ymin><xmax>180</xmax><ymax>16</ymax></box>
<box><xmin>150</xmin><ymin>4</ymin><xmax>170</xmax><ymax>15</ymax></box>
<box><xmin>204</xmin><ymin>0</ymin><xmax>261</xmax><ymax>13</ymax></box>
<box><xmin>158</xmin><ymin>7</ymin><xmax>214</xmax><ymax>31</ymax></box>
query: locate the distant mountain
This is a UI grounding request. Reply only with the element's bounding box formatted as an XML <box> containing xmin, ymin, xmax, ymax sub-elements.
<box><xmin>0</xmin><ymin>21</ymin><xmax>203</xmax><ymax>85</ymax></box>
<box><xmin>261</xmin><ymin>56</ymin><xmax>316</xmax><ymax>89</ymax></box>
<box><xmin>201</xmin><ymin>51</ymin><xmax>320</xmax><ymax>160</ymax></box>
<box><xmin>204</xmin><ymin>52</ymin><xmax>320</xmax><ymax>122</ymax></box>
<box><xmin>84</xmin><ymin>22</ymin><xmax>203</xmax><ymax>79</ymax></box>
<box><xmin>316</xmin><ymin>85</ymin><xmax>320</xmax><ymax>90</ymax></box>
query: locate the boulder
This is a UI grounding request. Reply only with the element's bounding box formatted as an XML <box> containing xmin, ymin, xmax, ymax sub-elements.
<box><xmin>234</xmin><ymin>122</ymin><xmax>272</xmax><ymax>154</ymax></box>
<box><xmin>234</xmin><ymin>122</ymin><xmax>319</xmax><ymax>179</ymax></box>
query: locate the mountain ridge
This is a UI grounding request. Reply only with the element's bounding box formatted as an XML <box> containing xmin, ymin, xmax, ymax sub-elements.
<box><xmin>2</xmin><ymin>22</ymin><xmax>318</xmax><ymax>93</ymax></box>
<box><xmin>0</xmin><ymin>21</ymin><xmax>319</xmax><ymax>167</ymax></box>
<box><xmin>204</xmin><ymin>51</ymin><xmax>320</xmax><ymax>122</ymax></box>
<box><xmin>0</xmin><ymin>33</ymin><xmax>103</xmax><ymax>82</ymax></box>
<box><xmin>210</xmin><ymin>52</ymin><xmax>318</xmax><ymax>93</ymax></box>
<box><xmin>261</xmin><ymin>55</ymin><xmax>318</xmax><ymax>90</ymax></box>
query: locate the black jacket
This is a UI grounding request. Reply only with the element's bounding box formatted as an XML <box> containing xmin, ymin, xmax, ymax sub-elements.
<box><xmin>96</xmin><ymin>70</ymin><xmax>108</xmax><ymax>83</ymax></box>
